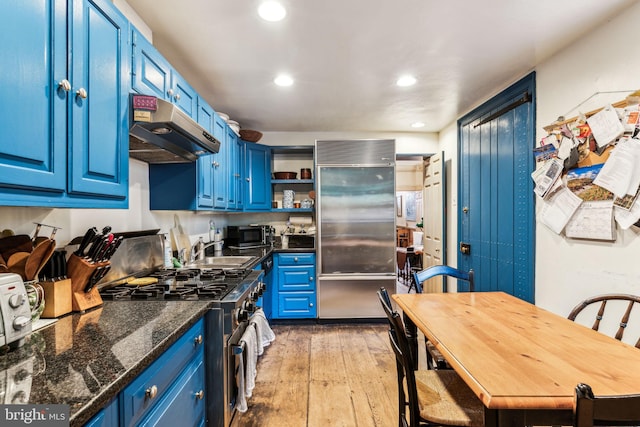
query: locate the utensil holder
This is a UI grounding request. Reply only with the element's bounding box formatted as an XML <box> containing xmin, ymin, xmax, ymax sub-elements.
<box><xmin>66</xmin><ymin>254</ymin><xmax>105</xmax><ymax>312</ymax></box>
<box><xmin>40</xmin><ymin>279</ymin><xmax>72</xmax><ymax>318</ymax></box>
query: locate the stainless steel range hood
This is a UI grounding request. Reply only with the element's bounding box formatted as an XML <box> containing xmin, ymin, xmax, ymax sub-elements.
<box><xmin>129</xmin><ymin>95</ymin><xmax>220</xmax><ymax>163</ymax></box>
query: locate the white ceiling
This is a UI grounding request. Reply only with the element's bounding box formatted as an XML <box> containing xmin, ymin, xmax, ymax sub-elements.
<box><xmin>125</xmin><ymin>0</ymin><xmax>636</xmax><ymax>133</ymax></box>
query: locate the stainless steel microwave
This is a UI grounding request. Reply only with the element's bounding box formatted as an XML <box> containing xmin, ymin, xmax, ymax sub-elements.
<box><xmin>225</xmin><ymin>226</ymin><xmax>266</xmax><ymax>248</ymax></box>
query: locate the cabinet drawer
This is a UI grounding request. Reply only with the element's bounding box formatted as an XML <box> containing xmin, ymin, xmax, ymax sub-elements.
<box><xmin>138</xmin><ymin>357</ymin><xmax>206</xmax><ymax>427</ymax></box>
<box><xmin>121</xmin><ymin>319</ymin><xmax>205</xmax><ymax>426</ymax></box>
<box><xmin>277</xmin><ymin>292</ymin><xmax>317</xmax><ymax>318</ymax></box>
<box><xmin>278</xmin><ymin>266</ymin><xmax>315</xmax><ymax>291</ymax></box>
<box><xmin>277</xmin><ymin>253</ymin><xmax>315</xmax><ymax>266</ymax></box>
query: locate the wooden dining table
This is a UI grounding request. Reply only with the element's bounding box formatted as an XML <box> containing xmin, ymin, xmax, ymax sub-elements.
<box><xmin>392</xmin><ymin>291</ymin><xmax>640</xmax><ymax>427</ymax></box>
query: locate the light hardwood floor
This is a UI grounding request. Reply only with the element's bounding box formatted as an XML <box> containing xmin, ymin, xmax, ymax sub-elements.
<box><xmin>230</xmin><ymin>322</ymin><xmax>399</xmax><ymax>427</ymax></box>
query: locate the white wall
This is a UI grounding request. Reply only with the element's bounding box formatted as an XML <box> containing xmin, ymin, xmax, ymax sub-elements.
<box><xmin>259</xmin><ymin>131</ymin><xmax>438</xmax><ymax>155</ymax></box>
<box><xmin>439</xmin><ymin>2</ymin><xmax>640</xmax><ymax>321</ymax></box>
<box><xmin>534</xmin><ymin>2</ymin><xmax>640</xmax><ymax>318</ymax></box>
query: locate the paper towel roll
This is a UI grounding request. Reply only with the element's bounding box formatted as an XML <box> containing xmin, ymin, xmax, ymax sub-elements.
<box><xmin>289</xmin><ymin>216</ymin><xmax>313</xmax><ymax>225</ymax></box>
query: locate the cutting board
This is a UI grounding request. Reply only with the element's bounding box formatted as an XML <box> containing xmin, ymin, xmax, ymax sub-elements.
<box><xmin>170</xmin><ymin>214</ymin><xmax>191</xmax><ymax>256</ymax></box>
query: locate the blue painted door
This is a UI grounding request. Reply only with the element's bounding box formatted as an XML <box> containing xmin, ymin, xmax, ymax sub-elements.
<box><xmin>458</xmin><ymin>73</ymin><xmax>536</xmax><ymax>302</ymax></box>
<box><xmin>0</xmin><ymin>0</ymin><xmax>66</xmax><ymax>192</ymax></box>
<box><xmin>68</xmin><ymin>0</ymin><xmax>129</xmax><ymax>199</ymax></box>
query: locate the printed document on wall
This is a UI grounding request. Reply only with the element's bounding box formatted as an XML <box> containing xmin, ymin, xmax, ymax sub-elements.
<box><xmin>564</xmin><ymin>200</ymin><xmax>616</xmax><ymax>241</ymax></box>
<box><xmin>539</xmin><ymin>187</ymin><xmax>582</xmax><ymax>234</ymax></box>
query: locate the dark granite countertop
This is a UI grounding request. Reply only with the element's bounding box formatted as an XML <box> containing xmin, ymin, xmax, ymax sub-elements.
<box><xmin>221</xmin><ymin>244</ymin><xmax>316</xmax><ymax>267</ymax></box>
<box><xmin>0</xmin><ymin>301</ymin><xmax>212</xmax><ymax>426</ymax></box>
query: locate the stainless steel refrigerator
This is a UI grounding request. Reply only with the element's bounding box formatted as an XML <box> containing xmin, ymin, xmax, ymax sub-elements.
<box><xmin>315</xmin><ymin>139</ymin><xmax>396</xmax><ymax>318</ymax></box>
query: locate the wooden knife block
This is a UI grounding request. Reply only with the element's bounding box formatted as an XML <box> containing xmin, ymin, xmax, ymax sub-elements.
<box><xmin>67</xmin><ymin>254</ymin><xmax>106</xmax><ymax>312</ymax></box>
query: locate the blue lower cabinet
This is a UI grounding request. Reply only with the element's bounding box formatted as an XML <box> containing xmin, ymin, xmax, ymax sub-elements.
<box><xmin>84</xmin><ymin>397</ymin><xmax>118</xmax><ymax>427</ymax></box>
<box><xmin>274</xmin><ymin>253</ymin><xmax>316</xmax><ymax>319</ymax></box>
<box><xmin>278</xmin><ymin>292</ymin><xmax>316</xmax><ymax>318</ymax></box>
<box><xmin>120</xmin><ymin>319</ymin><xmax>205</xmax><ymax>427</ymax></box>
<box><xmin>137</xmin><ymin>357</ymin><xmax>206</xmax><ymax>427</ymax></box>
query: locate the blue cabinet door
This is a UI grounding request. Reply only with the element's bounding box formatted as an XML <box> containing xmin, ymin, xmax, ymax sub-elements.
<box><xmin>170</xmin><ymin>72</ymin><xmax>198</xmax><ymax>119</ymax></box>
<box><xmin>196</xmin><ymin>100</ymin><xmax>214</xmax><ymax>208</ymax></box>
<box><xmin>131</xmin><ymin>27</ymin><xmax>171</xmax><ymax>98</ymax></box>
<box><xmin>138</xmin><ymin>357</ymin><xmax>206</xmax><ymax>427</ymax></box>
<box><xmin>212</xmin><ymin>114</ymin><xmax>227</xmax><ymax>209</ymax></box>
<box><xmin>0</xmin><ymin>0</ymin><xmax>66</xmax><ymax>193</ymax></box>
<box><xmin>226</xmin><ymin>128</ymin><xmax>241</xmax><ymax>210</ymax></box>
<box><xmin>68</xmin><ymin>0</ymin><xmax>129</xmax><ymax>199</ymax></box>
<box><xmin>243</xmin><ymin>142</ymin><xmax>272</xmax><ymax>211</ymax></box>
<box><xmin>83</xmin><ymin>397</ymin><xmax>118</xmax><ymax>427</ymax></box>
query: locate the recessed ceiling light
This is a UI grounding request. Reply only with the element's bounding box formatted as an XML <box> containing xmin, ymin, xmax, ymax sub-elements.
<box><xmin>259</xmin><ymin>1</ymin><xmax>287</xmax><ymax>22</ymax></box>
<box><xmin>274</xmin><ymin>74</ymin><xmax>294</xmax><ymax>87</ymax></box>
<box><xmin>396</xmin><ymin>75</ymin><xmax>417</xmax><ymax>87</ymax></box>
<box><xmin>411</xmin><ymin>122</ymin><xmax>425</xmax><ymax>128</ymax></box>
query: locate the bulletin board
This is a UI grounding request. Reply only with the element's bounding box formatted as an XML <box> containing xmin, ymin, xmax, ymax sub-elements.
<box><xmin>534</xmin><ymin>90</ymin><xmax>640</xmax><ymax>241</ymax></box>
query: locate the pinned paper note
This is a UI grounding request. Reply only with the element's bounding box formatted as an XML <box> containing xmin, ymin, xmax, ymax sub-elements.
<box><xmin>587</xmin><ymin>104</ymin><xmax>625</xmax><ymax>148</ymax></box>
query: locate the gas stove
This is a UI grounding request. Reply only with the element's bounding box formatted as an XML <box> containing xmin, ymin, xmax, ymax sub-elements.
<box><xmin>99</xmin><ymin>268</ymin><xmax>251</xmax><ymax>301</ymax></box>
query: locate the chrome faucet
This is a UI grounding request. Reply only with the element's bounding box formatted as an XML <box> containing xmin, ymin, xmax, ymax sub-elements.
<box><xmin>190</xmin><ymin>238</ymin><xmax>218</xmax><ymax>263</ymax></box>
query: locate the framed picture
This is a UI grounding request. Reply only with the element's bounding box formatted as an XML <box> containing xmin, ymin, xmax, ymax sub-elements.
<box><xmin>405</xmin><ymin>192</ymin><xmax>416</xmax><ymax>221</ymax></box>
<box><xmin>396</xmin><ymin>196</ymin><xmax>402</xmax><ymax>217</ymax></box>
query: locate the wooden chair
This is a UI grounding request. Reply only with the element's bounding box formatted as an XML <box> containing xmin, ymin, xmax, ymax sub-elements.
<box><xmin>567</xmin><ymin>294</ymin><xmax>640</xmax><ymax>348</ymax></box>
<box><xmin>377</xmin><ymin>287</ymin><xmax>484</xmax><ymax>427</ymax></box>
<box><xmin>574</xmin><ymin>383</ymin><xmax>640</xmax><ymax>427</ymax></box>
<box><xmin>412</xmin><ymin>265</ymin><xmax>474</xmax><ymax>369</ymax></box>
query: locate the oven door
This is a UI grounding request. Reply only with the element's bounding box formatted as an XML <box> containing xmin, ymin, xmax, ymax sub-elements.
<box><xmin>226</xmin><ymin>318</ymin><xmax>251</xmax><ymax>423</ymax></box>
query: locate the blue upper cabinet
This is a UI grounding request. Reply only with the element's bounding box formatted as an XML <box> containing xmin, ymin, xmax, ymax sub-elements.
<box><xmin>243</xmin><ymin>142</ymin><xmax>272</xmax><ymax>211</ymax></box>
<box><xmin>0</xmin><ymin>0</ymin><xmax>129</xmax><ymax>207</ymax></box>
<box><xmin>131</xmin><ymin>28</ymin><xmax>171</xmax><ymax>99</ymax></box>
<box><xmin>131</xmin><ymin>28</ymin><xmax>198</xmax><ymax>119</ymax></box>
<box><xmin>170</xmin><ymin>72</ymin><xmax>198</xmax><ymax>119</ymax></box>
<box><xmin>226</xmin><ymin>127</ymin><xmax>242</xmax><ymax>210</ymax></box>
<box><xmin>212</xmin><ymin>114</ymin><xmax>228</xmax><ymax>209</ymax></box>
<box><xmin>196</xmin><ymin>99</ymin><xmax>214</xmax><ymax>208</ymax></box>
<box><xmin>69</xmin><ymin>0</ymin><xmax>130</xmax><ymax>199</ymax></box>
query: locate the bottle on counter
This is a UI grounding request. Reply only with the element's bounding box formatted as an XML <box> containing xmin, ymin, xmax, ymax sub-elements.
<box><xmin>163</xmin><ymin>234</ymin><xmax>173</xmax><ymax>268</ymax></box>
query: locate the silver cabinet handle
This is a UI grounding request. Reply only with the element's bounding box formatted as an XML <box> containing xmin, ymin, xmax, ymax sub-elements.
<box><xmin>246</xmin><ymin>177</ymin><xmax>250</xmax><ymax>182</ymax></box>
<box><xmin>146</xmin><ymin>385</ymin><xmax>158</xmax><ymax>399</ymax></box>
<box><xmin>76</xmin><ymin>88</ymin><xmax>88</xmax><ymax>99</ymax></box>
<box><xmin>309</xmin><ymin>277</ymin><xmax>314</xmax><ymax>281</ymax></box>
<box><xmin>174</xmin><ymin>93</ymin><xmax>181</xmax><ymax>101</ymax></box>
<box><xmin>213</xmin><ymin>161</ymin><xmax>220</xmax><ymax>168</ymax></box>
<box><xmin>195</xmin><ymin>390</ymin><xmax>204</xmax><ymax>400</ymax></box>
<box><xmin>194</xmin><ymin>335</ymin><xmax>203</xmax><ymax>345</ymax></box>
<box><xmin>309</xmin><ymin>303</ymin><xmax>314</xmax><ymax>307</ymax></box>
<box><xmin>167</xmin><ymin>89</ymin><xmax>174</xmax><ymax>97</ymax></box>
<box><xmin>293</xmin><ymin>257</ymin><xmax>298</xmax><ymax>262</ymax></box>
<box><xmin>58</xmin><ymin>79</ymin><xmax>71</xmax><ymax>92</ymax></box>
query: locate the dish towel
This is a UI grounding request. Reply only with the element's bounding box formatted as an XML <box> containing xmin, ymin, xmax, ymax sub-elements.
<box><xmin>240</xmin><ymin>323</ymin><xmax>258</xmax><ymax>399</ymax></box>
<box><xmin>250</xmin><ymin>308</ymin><xmax>276</xmax><ymax>355</ymax></box>
<box><xmin>235</xmin><ymin>342</ymin><xmax>248</xmax><ymax>413</ymax></box>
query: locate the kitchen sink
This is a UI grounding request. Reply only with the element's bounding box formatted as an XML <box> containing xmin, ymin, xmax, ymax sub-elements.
<box><xmin>184</xmin><ymin>255</ymin><xmax>257</xmax><ymax>270</ymax></box>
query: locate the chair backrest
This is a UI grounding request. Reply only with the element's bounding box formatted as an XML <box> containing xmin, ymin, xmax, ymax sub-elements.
<box><xmin>574</xmin><ymin>383</ymin><xmax>640</xmax><ymax>427</ymax></box>
<box><xmin>567</xmin><ymin>294</ymin><xmax>640</xmax><ymax>349</ymax></box>
<box><xmin>413</xmin><ymin>265</ymin><xmax>474</xmax><ymax>293</ymax></box>
<box><xmin>377</xmin><ymin>287</ymin><xmax>421</xmax><ymax>427</ymax></box>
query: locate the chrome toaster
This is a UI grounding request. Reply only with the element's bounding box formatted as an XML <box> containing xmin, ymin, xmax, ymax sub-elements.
<box><xmin>0</xmin><ymin>273</ymin><xmax>33</xmax><ymax>349</ymax></box>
